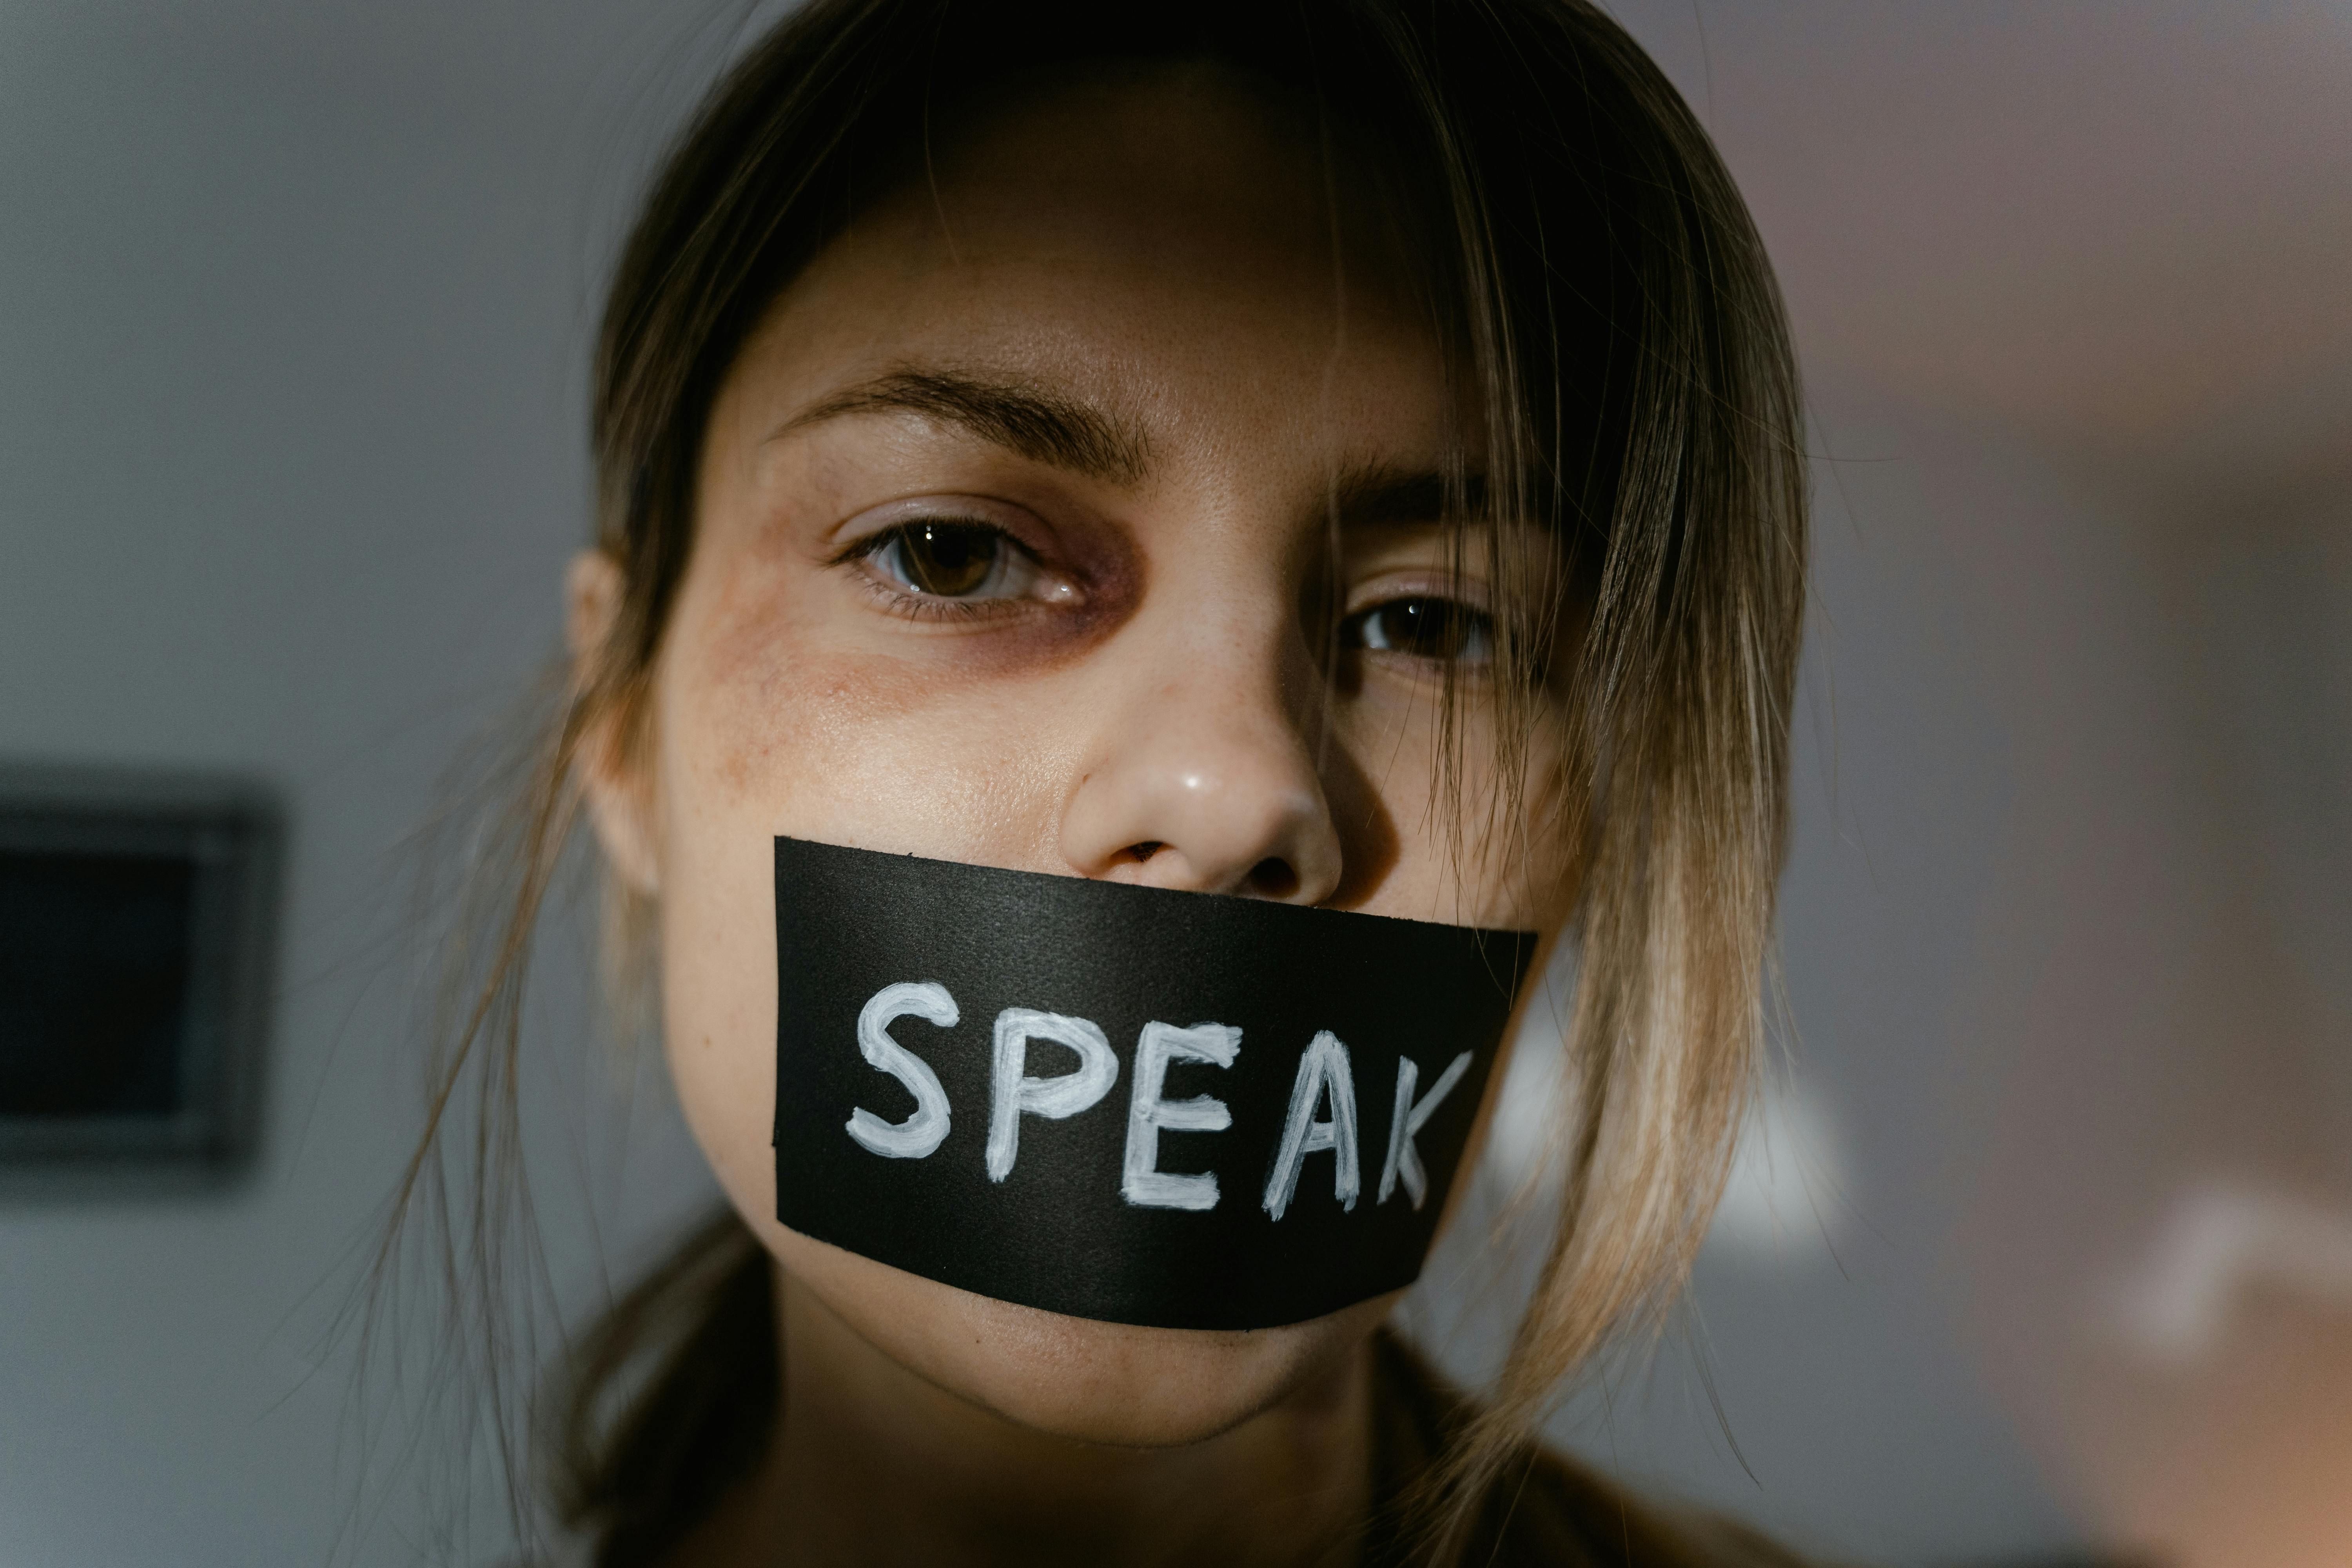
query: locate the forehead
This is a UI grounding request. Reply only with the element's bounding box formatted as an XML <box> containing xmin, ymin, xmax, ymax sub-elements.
<box><xmin>717</xmin><ymin>68</ymin><xmax>1453</xmax><ymax>474</ymax></box>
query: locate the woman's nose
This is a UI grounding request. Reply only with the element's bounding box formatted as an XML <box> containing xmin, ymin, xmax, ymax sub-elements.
<box><xmin>1057</xmin><ymin>622</ymin><xmax>1344</xmax><ymax>905</ymax></box>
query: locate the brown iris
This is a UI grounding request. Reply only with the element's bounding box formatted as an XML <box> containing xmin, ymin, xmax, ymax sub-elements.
<box><xmin>1350</xmin><ymin>597</ymin><xmax>1494</xmax><ymax>662</ymax></box>
<box><xmin>886</xmin><ymin>521</ymin><xmax>1002</xmax><ymax>596</ymax></box>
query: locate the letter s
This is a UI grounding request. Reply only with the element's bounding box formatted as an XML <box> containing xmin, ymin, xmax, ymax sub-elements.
<box><xmin>844</xmin><ymin>981</ymin><xmax>958</xmax><ymax>1159</ymax></box>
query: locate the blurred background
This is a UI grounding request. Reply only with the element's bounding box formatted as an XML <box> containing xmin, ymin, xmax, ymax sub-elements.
<box><xmin>2</xmin><ymin>2</ymin><xmax>2347</xmax><ymax>1564</ymax></box>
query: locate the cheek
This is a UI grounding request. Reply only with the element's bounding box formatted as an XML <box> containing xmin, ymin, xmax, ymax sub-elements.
<box><xmin>1336</xmin><ymin>682</ymin><xmax>1573</xmax><ymax>930</ymax></box>
<box><xmin>645</xmin><ymin>565</ymin><xmax>1091</xmax><ymax>1203</ymax></box>
<box><xmin>668</xmin><ymin>559</ymin><xmax>1082</xmax><ymax>862</ymax></box>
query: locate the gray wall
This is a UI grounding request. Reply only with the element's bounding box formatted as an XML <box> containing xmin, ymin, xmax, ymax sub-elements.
<box><xmin>5</xmin><ymin>4</ymin><xmax>2346</xmax><ymax>1565</ymax></box>
<box><xmin>0</xmin><ymin>5</ymin><xmax>701</xmax><ymax>1562</ymax></box>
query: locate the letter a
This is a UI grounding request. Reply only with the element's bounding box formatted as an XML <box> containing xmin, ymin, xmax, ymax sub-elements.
<box><xmin>1262</xmin><ymin>1031</ymin><xmax>1360</xmax><ymax>1221</ymax></box>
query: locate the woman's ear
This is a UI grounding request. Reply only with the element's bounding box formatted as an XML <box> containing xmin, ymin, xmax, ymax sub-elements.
<box><xmin>566</xmin><ymin>549</ymin><xmax>661</xmax><ymax>898</ymax></box>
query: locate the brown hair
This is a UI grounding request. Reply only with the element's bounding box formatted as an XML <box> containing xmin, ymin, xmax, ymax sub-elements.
<box><xmin>386</xmin><ymin>1</ymin><xmax>1805</xmax><ymax>1561</ymax></box>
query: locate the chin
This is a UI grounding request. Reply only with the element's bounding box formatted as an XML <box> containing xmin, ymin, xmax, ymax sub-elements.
<box><xmin>767</xmin><ymin>1220</ymin><xmax>1392</xmax><ymax>1448</ymax></box>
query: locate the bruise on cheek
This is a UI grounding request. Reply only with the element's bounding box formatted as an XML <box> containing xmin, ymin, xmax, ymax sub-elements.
<box><xmin>685</xmin><ymin>582</ymin><xmax>1080</xmax><ymax>867</ymax></box>
<box><xmin>687</xmin><ymin>550</ymin><xmax>1128</xmax><ymax>812</ymax></box>
<box><xmin>697</xmin><ymin>633</ymin><xmax>947</xmax><ymax>805</ymax></box>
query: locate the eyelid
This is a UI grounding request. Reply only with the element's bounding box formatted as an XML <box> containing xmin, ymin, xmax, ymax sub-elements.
<box><xmin>1343</xmin><ymin>568</ymin><xmax>1493</xmax><ymax>615</ymax></box>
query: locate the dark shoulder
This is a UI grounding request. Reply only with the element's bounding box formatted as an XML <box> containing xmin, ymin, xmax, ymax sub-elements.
<box><xmin>1455</xmin><ymin>1441</ymin><xmax>1815</xmax><ymax>1568</ymax></box>
<box><xmin>1367</xmin><ymin>1330</ymin><xmax>1817</xmax><ymax>1568</ymax></box>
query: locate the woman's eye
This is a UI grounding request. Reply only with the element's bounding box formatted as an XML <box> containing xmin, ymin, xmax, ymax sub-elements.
<box><xmin>865</xmin><ymin>521</ymin><xmax>1030</xmax><ymax>599</ymax></box>
<box><xmin>1345</xmin><ymin>596</ymin><xmax>1495</xmax><ymax>664</ymax></box>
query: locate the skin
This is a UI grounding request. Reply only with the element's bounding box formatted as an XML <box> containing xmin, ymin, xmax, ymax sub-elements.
<box><xmin>572</xmin><ymin>68</ymin><xmax>1573</xmax><ymax>1567</ymax></box>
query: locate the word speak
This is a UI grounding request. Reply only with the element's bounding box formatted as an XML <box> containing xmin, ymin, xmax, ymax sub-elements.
<box><xmin>840</xmin><ymin>981</ymin><xmax>1474</xmax><ymax>1220</ymax></box>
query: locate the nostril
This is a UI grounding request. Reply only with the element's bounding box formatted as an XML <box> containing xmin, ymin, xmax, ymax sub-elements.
<box><xmin>1123</xmin><ymin>841</ymin><xmax>1164</xmax><ymax>864</ymax></box>
<box><xmin>1247</xmin><ymin>857</ymin><xmax>1300</xmax><ymax>899</ymax></box>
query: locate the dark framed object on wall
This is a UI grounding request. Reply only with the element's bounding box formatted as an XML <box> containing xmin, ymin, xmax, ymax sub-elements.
<box><xmin>0</xmin><ymin>768</ymin><xmax>282</xmax><ymax>1181</ymax></box>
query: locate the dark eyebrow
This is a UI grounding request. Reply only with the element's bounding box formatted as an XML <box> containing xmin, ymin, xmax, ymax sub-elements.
<box><xmin>1322</xmin><ymin>464</ymin><xmax>1487</xmax><ymax>530</ymax></box>
<box><xmin>773</xmin><ymin>368</ymin><xmax>1152</xmax><ymax>487</ymax></box>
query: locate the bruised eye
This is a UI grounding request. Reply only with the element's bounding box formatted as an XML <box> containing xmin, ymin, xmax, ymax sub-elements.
<box><xmin>1345</xmin><ymin>597</ymin><xmax>1495</xmax><ymax>664</ymax></box>
<box><xmin>864</xmin><ymin>521</ymin><xmax>1032</xmax><ymax>599</ymax></box>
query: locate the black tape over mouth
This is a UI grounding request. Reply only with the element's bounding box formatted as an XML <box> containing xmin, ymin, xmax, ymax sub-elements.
<box><xmin>771</xmin><ymin>837</ymin><xmax>1537</xmax><ymax>1331</ymax></box>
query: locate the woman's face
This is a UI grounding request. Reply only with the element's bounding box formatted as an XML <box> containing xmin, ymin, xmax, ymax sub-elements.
<box><xmin>578</xmin><ymin>73</ymin><xmax>1569</xmax><ymax>1446</ymax></box>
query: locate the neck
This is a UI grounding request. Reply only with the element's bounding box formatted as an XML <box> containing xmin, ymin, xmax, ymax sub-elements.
<box><xmin>679</xmin><ymin>1266</ymin><xmax>1375</xmax><ymax>1568</ymax></box>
